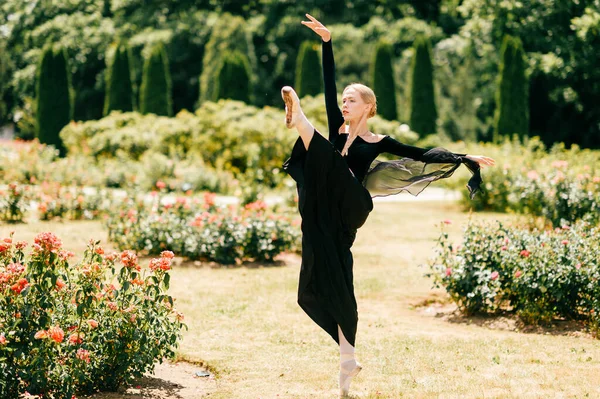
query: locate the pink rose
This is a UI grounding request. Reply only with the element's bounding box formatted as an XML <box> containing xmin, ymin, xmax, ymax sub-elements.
<box><xmin>490</xmin><ymin>271</ymin><xmax>499</xmax><ymax>281</ymax></box>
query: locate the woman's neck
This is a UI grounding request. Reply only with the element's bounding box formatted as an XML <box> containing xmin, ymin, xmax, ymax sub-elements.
<box><xmin>346</xmin><ymin>120</ymin><xmax>369</xmax><ymax>137</ymax></box>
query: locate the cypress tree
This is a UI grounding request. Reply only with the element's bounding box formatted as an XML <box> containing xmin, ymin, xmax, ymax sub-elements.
<box><xmin>139</xmin><ymin>43</ymin><xmax>172</xmax><ymax>116</ymax></box>
<box><xmin>494</xmin><ymin>35</ymin><xmax>529</xmax><ymax>142</ymax></box>
<box><xmin>409</xmin><ymin>36</ymin><xmax>437</xmax><ymax>137</ymax></box>
<box><xmin>295</xmin><ymin>41</ymin><xmax>323</xmax><ymax>98</ymax></box>
<box><xmin>36</xmin><ymin>45</ymin><xmax>71</xmax><ymax>156</ymax></box>
<box><xmin>215</xmin><ymin>51</ymin><xmax>251</xmax><ymax>103</ymax></box>
<box><xmin>370</xmin><ymin>40</ymin><xmax>397</xmax><ymax>121</ymax></box>
<box><xmin>104</xmin><ymin>42</ymin><xmax>134</xmax><ymax>116</ymax></box>
<box><xmin>199</xmin><ymin>14</ymin><xmax>256</xmax><ymax>105</ymax></box>
<box><xmin>102</xmin><ymin>0</ymin><xmax>112</xmax><ymax>17</ymax></box>
<box><xmin>529</xmin><ymin>71</ymin><xmax>554</xmax><ymax>145</ymax></box>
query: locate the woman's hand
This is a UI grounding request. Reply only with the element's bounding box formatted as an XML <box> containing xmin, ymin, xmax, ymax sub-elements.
<box><xmin>301</xmin><ymin>13</ymin><xmax>331</xmax><ymax>42</ymax></box>
<box><xmin>465</xmin><ymin>155</ymin><xmax>496</xmax><ymax>168</ymax></box>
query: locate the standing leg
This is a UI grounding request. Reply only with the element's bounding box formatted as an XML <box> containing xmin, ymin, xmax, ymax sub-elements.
<box><xmin>338</xmin><ymin>325</ymin><xmax>362</xmax><ymax>397</ymax></box>
<box><xmin>282</xmin><ymin>86</ymin><xmax>315</xmax><ymax>150</ymax></box>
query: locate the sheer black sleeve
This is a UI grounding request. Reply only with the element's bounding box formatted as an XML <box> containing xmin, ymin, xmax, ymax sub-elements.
<box><xmin>322</xmin><ymin>40</ymin><xmax>344</xmax><ymax>142</ymax></box>
<box><xmin>363</xmin><ymin>136</ymin><xmax>482</xmax><ymax>199</ymax></box>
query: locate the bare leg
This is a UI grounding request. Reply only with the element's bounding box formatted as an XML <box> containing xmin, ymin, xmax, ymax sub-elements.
<box><xmin>338</xmin><ymin>325</ymin><xmax>362</xmax><ymax>397</ymax></box>
<box><xmin>281</xmin><ymin>86</ymin><xmax>314</xmax><ymax>150</ymax></box>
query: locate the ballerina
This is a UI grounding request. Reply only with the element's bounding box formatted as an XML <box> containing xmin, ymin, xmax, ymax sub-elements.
<box><xmin>282</xmin><ymin>14</ymin><xmax>494</xmax><ymax>397</ymax></box>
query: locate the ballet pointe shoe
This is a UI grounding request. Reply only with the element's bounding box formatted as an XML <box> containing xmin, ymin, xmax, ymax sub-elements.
<box><xmin>281</xmin><ymin>86</ymin><xmax>300</xmax><ymax>129</ymax></box>
<box><xmin>339</xmin><ymin>357</ymin><xmax>362</xmax><ymax>397</ymax></box>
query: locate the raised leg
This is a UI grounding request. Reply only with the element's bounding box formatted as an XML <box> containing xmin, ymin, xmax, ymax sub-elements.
<box><xmin>282</xmin><ymin>86</ymin><xmax>315</xmax><ymax>150</ymax></box>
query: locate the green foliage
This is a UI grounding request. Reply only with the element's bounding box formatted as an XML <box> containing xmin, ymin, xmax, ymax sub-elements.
<box><xmin>35</xmin><ymin>45</ymin><xmax>71</xmax><ymax>156</ymax></box>
<box><xmin>295</xmin><ymin>41</ymin><xmax>322</xmax><ymax>98</ymax></box>
<box><xmin>430</xmin><ymin>220</ymin><xmax>600</xmax><ymax>329</ymax></box>
<box><xmin>139</xmin><ymin>43</ymin><xmax>172</xmax><ymax>116</ymax></box>
<box><xmin>370</xmin><ymin>40</ymin><xmax>397</xmax><ymax>120</ymax></box>
<box><xmin>0</xmin><ymin>40</ymin><xmax>12</xmax><ymax>124</ymax></box>
<box><xmin>494</xmin><ymin>35</ymin><xmax>529</xmax><ymax>142</ymax></box>
<box><xmin>459</xmin><ymin>0</ymin><xmax>599</xmax><ymax>147</ymax></box>
<box><xmin>199</xmin><ymin>13</ymin><xmax>256</xmax><ymax>105</ymax></box>
<box><xmin>59</xmin><ymin>101</ymin><xmax>298</xmax><ymax>190</ymax></box>
<box><xmin>216</xmin><ymin>51</ymin><xmax>251</xmax><ymax>103</ymax></box>
<box><xmin>104</xmin><ymin>41</ymin><xmax>135</xmax><ymax>115</ymax></box>
<box><xmin>0</xmin><ymin>232</ymin><xmax>185</xmax><ymax>397</ymax></box>
<box><xmin>409</xmin><ymin>36</ymin><xmax>437</xmax><ymax>136</ymax></box>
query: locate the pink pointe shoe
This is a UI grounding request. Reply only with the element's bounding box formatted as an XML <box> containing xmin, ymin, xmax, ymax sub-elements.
<box><xmin>281</xmin><ymin>86</ymin><xmax>300</xmax><ymax>129</ymax></box>
<box><xmin>339</xmin><ymin>357</ymin><xmax>362</xmax><ymax>397</ymax></box>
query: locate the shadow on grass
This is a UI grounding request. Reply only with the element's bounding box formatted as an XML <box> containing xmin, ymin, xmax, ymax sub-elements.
<box><xmin>174</xmin><ymin>252</ymin><xmax>300</xmax><ymax>269</ymax></box>
<box><xmin>414</xmin><ymin>297</ymin><xmax>594</xmax><ymax>339</ymax></box>
<box><xmin>89</xmin><ymin>375</ymin><xmax>184</xmax><ymax>399</ymax></box>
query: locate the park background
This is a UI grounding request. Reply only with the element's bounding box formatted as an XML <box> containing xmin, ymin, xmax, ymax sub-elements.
<box><xmin>1</xmin><ymin>1</ymin><xmax>600</xmax><ymax>398</ymax></box>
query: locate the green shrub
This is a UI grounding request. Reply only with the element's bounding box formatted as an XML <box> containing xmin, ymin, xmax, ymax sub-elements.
<box><xmin>430</xmin><ymin>220</ymin><xmax>600</xmax><ymax>330</ymax></box>
<box><xmin>104</xmin><ymin>41</ymin><xmax>135</xmax><ymax>115</ymax></box>
<box><xmin>295</xmin><ymin>41</ymin><xmax>322</xmax><ymax>98</ymax></box>
<box><xmin>36</xmin><ymin>45</ymin><xmax>72</xmax><ymax>156</ymax></box>
<box><xmin>139</xmin><ymin>43</ymin><xmax>172</xmax><ymax>116</ymax></box>
<box><xmin>409</xmin><ymin>36</ymin><xmax>437</xmax><ymax>137</ymax></box>
<box><xmin>0</xmin><ymin>183</ymin><xmax>29</xmax><ymax>223</ymax></box>
<box><xmin>370</xmin><ymin>40</ymin><xmax>397</xmax><ymax>120</ymax></box>
<box><xmin>494</xmin><ymin>35</ymin><xmax>529</xmax><ymax>142</ymax></box>
<box><xmin>215</xmin><ymin>51</ymin><xmax>251</xmax><ymax>103</ymax></box>
<box><xmin>454</xmin><ymin>139</ymin><xmax>600</xmax><ymax>227</ymax></box>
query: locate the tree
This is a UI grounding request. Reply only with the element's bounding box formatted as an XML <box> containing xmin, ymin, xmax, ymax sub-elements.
<box><xmin>0</xmin><ymin>40</ymin><xmax>12</xmax><ymax>124</ymax></box>
<box><xmin>215</xmin><ymin>51</ymin><xmax>251</xmax><ymax>103</ymax></box>
<box><xmin>294</xmin><ymin>41</ymin><xmax>322</xmax><ymax>98</ymax></box>
<box><xmin>409</xmin><ymin>36</ymin><xmax>437</xmax><ymax>137</ymax></box>
<box><xmin>139</xmin><ymin>43</ymin><xmax>173</xmax><ymax>116</ymax></box>
<box><xmin>102</xmin><ymin>0</ymin><xmax>112</xmax><ymax>17</ymax></box>
<box><xmin>199</xmin><ymin>14</ymin><xmax>256</xmax><ymax>105</ymax></box>
<box><xmin>370</xmin><ymin>40</ymin><xmax>397</xmax><ymax>120</ymax></box>
<box><xmin>494</xmin><ymin>35</ymin><xmax>529</xmax><ymax>142</ymax></box>
<box><xmin>36</xmin><ymin>45</ymin><xmax>72</xmax><ymax>156</ymax></box>
<box><xmin>104</xmin><ymin>42</ymin><xmax>134</xmax><ymax>115</ymax></box>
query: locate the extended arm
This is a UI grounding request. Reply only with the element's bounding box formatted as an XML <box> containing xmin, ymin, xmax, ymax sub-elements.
<box><xmin>322</xmin><ymin>40</ymin><xmax>344</xmax><ymax>141</ymax></box>
<box><xmin>380</xmin><ymin>136</ymin><xmax>435</xmax><ymax>161</ymax></box>
<box><xmin>302</xmin><ymin>14</ymin><xmax>344</xmax><ymax>142</ymax></box>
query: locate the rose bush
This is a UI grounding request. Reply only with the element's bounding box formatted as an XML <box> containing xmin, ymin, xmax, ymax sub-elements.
<box><xmin>105</xmin><ymin>193</ymin><xmax>301</xmax><ymax>265</ymax></box>
<box><xmin>429</xmin><ymin>220</ymin><xmax>600</xmax><ymax>333</ymax></box>
<box><xmin>446</xmin><ymin>138</ymin><xmax>600</xmax><ymax>227</ymax></box>
<box><xmin>0</xmin><ymin>232</ymin><xmax>185</xmax><ymax>398</ymax></box>
<box><xmin>0</xmin><ymin>183</ymin><xmax>30</xmax><ymax>223</ymax></box>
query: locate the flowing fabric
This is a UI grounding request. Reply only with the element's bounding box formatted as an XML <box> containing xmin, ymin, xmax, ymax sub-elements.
<box><xmin>283</xmin><ymin>132</ymin><xmax>373</xmax><ymax>346</ymax></box>
<box><xmin>363</xmin><ymin>147</ymin><xmax>483</xmax><ymax>199</ymax></box>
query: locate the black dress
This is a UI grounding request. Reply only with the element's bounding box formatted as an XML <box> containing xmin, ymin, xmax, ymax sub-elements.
<box><xmin>283</xmin><ymin>39</ymin><xmax>482</xmax><ymax>347</ymax></box>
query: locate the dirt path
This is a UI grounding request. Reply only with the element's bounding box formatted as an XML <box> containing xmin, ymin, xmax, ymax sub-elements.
<box><xmin>88</xmin><ymin>362</ymin><xmax>216</xmax><ymax>399</ymax></box>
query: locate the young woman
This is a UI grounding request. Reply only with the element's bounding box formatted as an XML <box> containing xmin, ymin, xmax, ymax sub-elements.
<box><xmin>282</xmin><ymin>14</ymin><xmax>494</xmax><ymax>397</ymax></box>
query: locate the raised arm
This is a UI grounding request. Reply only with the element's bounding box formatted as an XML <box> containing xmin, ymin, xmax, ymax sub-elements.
<box><xmin>302</xmin><ymin>14</ymin><xmax>344</xmax><ymax>142</ymax></box>
<box><xmin>322</xmin><ymin>40</ymin><xmax>344</xmax><ymax>141</ymax></box>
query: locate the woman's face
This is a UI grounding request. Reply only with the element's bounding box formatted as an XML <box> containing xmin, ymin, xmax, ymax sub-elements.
<box><xmin>342</xmin><ymin>88</ymin><xmax>371</xmax><ymax>122</ymax></box>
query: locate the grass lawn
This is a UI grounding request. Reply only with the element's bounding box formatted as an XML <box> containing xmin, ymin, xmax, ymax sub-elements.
<box><xmin>2</xmin><ymin>201</ymin><xmax>599</xmax><ymax>398</ymax></box>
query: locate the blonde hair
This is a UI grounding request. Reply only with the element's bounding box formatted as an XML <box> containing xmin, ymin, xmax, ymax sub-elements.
<box><xmin>343</xmin><ymin>83</ymin><xmax>377</xmax><ymax>118</ymax></box>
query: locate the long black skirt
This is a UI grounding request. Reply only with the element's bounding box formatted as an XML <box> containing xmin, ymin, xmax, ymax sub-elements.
<box><xmin>283</xmin><ymin>132</ymin><xmax>373</xmax><ymax>346</ymax></box>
